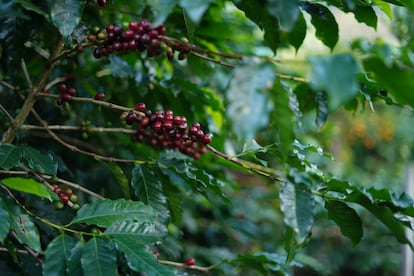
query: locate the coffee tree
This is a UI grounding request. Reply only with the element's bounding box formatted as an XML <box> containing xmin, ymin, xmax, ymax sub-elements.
<box><xmin>1</xmin><ymin>0</ymin><xmax>414</xmax><ymax>275</ymax></box>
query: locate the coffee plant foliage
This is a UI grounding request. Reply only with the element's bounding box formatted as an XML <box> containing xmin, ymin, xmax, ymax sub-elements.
<box><xmin>1</xmin><ymin>0</ymin><xmax>414</xmax><ymax>275</ymax></box>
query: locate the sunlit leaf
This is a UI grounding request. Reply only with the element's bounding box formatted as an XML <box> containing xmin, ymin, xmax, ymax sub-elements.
<box><xmin>1</xmin><ymin>177</ymin><xmax>52</xmax><ymax>200</ymax></box>
<box><xmin>48</xmin><ymin>0</ymin><xmax>86</xmax><ymax>38</ymax></box>
<box><xmin>309</xmin><ymin>54</ymin><xmax>360</xmax><ymax>111</ymax></box>
<box><xmin>104</xmin><ymin>220</ymin><xmax>161</xmax><ymax>245</ymax></box>
<box><xmin>179</xmin><ymin>0</ymin><xmax>213</xmax><ymax>24</ymax></box>
<box><xmin>267</xmin><ymin>0</ymin><xmax>300</xmax><ymax>31</ymax></box>
<box><xmin>147</xmin><ymin>0</ymin><xmax>179</xmax><ymax>26</ymax></box>
<box><xmin>227</xmin><ymin>62</ymin><xmax>274</xmax><ymax>140</ymax></box>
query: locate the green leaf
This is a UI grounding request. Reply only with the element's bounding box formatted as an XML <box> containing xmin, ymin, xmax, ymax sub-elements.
<box><xmin>271</xmin><ymin>79</ymin><xmax>295</xmax><ymax>158</ymax></box>
<box><xmin>309</xmin><ymin>54</ymin><xmax>360</xmax><ymax>111</ymax></box>
<box><xmin>287</xmin><ymin>11</ymin><xmax>307</xmax><ymax>51</ymax></box>
<box><xmin>43</xmin><ymin>234</ymin><xmax>76</xmax><ymax>276</ymax></box>
<box><xmin>227</xmin><ymin>62</ymin><xmax>274</xmax><ymax>140</ymax></box>
<box><xmin>131</xmin><ymin>165</ymin><xmax>169</xmax><ymax>234</ymax></box>
<box><xmin>0</xmin><ymin>198</ymin><xmax>10</xmax><ymax>243</ymax></box>
<box><xmin>21</xmin><ymin>146</ymin><xmax>58</xmax><ymax>175</ymax></box>
<box><xmin>280</xmin><ymin>182</ymin><xmax>314</xmax><ymax>243</ymax></box>
<box><xmin>49</xmin><ymin>0</ymin><xmax>86</xmax><ymax>38</ymax></box>
<box><xmin>102</xmin><ymin>161</ymin><xmax>130</xmax><ymax>199</ymax></box>
<box><xmin>67</xmin><ymin>241</ymin><xmax>84</xmax><ymax>276</ymax></box>
<box><xmin>267</xmin><ymin>0</ymin><xmax>300</xmax><ymax>31</ymax></box>
<box><xmin>347</xmin><ymin>190</ymin><xmax>411</xmax><ymax>245</ymax></box>
<box><xmin>363</xmin><ymin>57</ymin><xmax>414</xmax><ymax>108</ymax></box>
<box><xmin>147</xmin><ymin>0</ymin><xmax>179</xmax><ymax>26</ymax></box>
<box><xmin>10</xmin><ymin>213</ymin><xmax>42</xmax><ymax>252</ymax></box>
<box><xmin>325</xmin><ymin>200</ymin><xmax>363</xmax><ymax>245</ymax></box>
<box><xmin>179</xmin><ymin>0</ymin><xmax>213</xmax><ymax>24</ymax></box>
<box><xmin>233</xmin><ymin>0</ymin><xmax>280</xmax><ymax>52</ymax></box>
<box><xmin>1</xmin><ymin>177</ymin><xmax>52</xmax><ymax>200</ymax></box>
<box><xmin>81</xmin><ymin>237</ymin><xmax>117</xmax><ymax>276</ymax></box>
<box><xmin>302</xmin><ymin>2</ymin><xmax>338</xmax><ymax>50</ymax></box>
<box><xmin>68</xmin><ymin>199</ymin><xmax>157</xmax><ymax>227</ymax></box>
<box><xmin>115</xmin><ymin>239</ymin><xmax>176</xmax><ymax>275</ymax></box>
<box><xmin>352</xmin><ymin>5</ymin><xmax>377</xmax><ymax>29</ymax></box>
<box><xmin>372</xmin><ymin>1</ymin><xmax>392</xmax><ymax>18</ymax></box>
<box><xmin>0</xmin><ymin>144</ymin><xmax>22</xmax><ymax>169</ymax></box>
<box><xmin>163</xmin><ymin>183</ymin><xmax>183</xmax><ymax>225</ymax></box>
<box><xmin>16</xmin><ymin>0</ymin><xmax>50</xmax><ymax>20</ymax></box>
<box><xmin>104</xmin><ymin>221</ymin><xmax>161</xmax><ymax>246</ymax></box>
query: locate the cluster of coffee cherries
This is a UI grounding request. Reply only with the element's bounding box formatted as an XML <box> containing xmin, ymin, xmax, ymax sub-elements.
<box><xmin>56</xmin><ymin>84</ymin><xmax>77</xmax><ymax>106</ymax></box>
<box><xmin>89</xmin><ymin>19</ymin><xmax>191</xmax><ymax>60</ymax></box>
<box><xmin>52</xmin><ymin>184</ymin><xmax>80</xmax><ymax>211</ymax></box>
<box><xmin>121</xmin><ymin>103</ymin><xmax>212</xmax><ymax>159</ymax></box>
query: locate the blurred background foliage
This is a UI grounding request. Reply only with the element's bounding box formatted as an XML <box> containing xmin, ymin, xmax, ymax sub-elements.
<box><xmin>2</xmin><ymin>0</ymin><xmax>414</xmax><ymax>275</ymax></box>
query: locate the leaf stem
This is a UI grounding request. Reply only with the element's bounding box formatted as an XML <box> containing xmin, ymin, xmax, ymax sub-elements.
<box><xmin>207</xmin><ymin>145</ymin><xmax>284</xmax><ymax>182</ymax></box>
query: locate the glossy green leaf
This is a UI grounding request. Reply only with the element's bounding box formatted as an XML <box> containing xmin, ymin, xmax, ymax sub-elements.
<box><xmin>287</xmin><ymin>11</ymin><xmax>307</xmax><ymax>51</ymax></box>
<box><xmin>10</xmin><ymin>213</ymin><xmax>42</xmax><ymax>252</ymax></box>
<box><xmin>163</xmin><ymin>183</ymin><xmax>183</xmax><ymax>225</ymax></box>
<box><xmin>347</xmin><ymin>190</ymin><xmax>411</xmax><ymax>245</ymax></box>
<box><xmin>69</xmin><ymin>199</ymin><xmax>157</xmax><ymax>227</ymax></box>
<box><xmin>179</xmin><ymin>0</ymin><xmax>213</xmax><ymax>24</ymax></box>
<box><xmin>49</xmin><ymin>0</ymin><xmax>86</xmax><ymax>38</ymax></box>
<box><xmin>0</xmin><ymin>198</ymin><xmax>10</xmax><ymax>243</ymax></box>
<box><xmin>131</xmin><ymin>165</ymin><xmax>169</xmax><ymax>234</ymax></box>
<box><xmin>325</xmin><ymin>200</ymin><xmax>363</xmax><ymax>245</ymax></box>
<box><xmin>271</xmin><ymin>79</ymin><xmax>295</xmax><ymax>158</ymax></box>
<box><xmin>227</xmin><ymin>62</ymin><xmax>274</xmax><ymax>140</ymax></box>
<box><xmin>309</xmin><ymin>54</ymin><xmax>360</xmax><ymax>111</ymax></box>
<box><xmin>43</xmin><ymin>234</ymin><xmax>76</xmax><ymax>276</ymax></box>
<box><xmin>81</xmin><ymin>237</ymin><xmax>117</xmax><ymax>276</ymax></box>
<box><xmin>102</xmin><ymin>161</ymin><xmax>130</xmax><ymax>199</ymax></box>
<box><xmin>1</xmin><ymin>177</ymin><xmax>52</xmax><ymax>200</ymax></box>
<box><xmin>67</xmin><ymin>241</ymin><xmax>84</xmax><ymax>276</ymax></box>
<box><xmin>104</xmin><ymin>221</ymin><xmax>161</xmax><ymax>246</ymax></box>
<box><xmin>302</xmin><ymin>2</ymin><xmax>338</xmax><ymax>49</ymax></box>
<box><xmin>363</xmin><ymin>57</ymin><xmax>414</xmax><ymax>108</ymax></box>
<box><xmin>0</xmin><ymin>144</ymin><xmax>22</xmax><ymax>169</ymax></box>
<box><xmin>280</xmin><ymin>182</ymin><xmax>314</xmax><ymax>243</ymax></box>
<box><xmin>267</xmin><ymin>0</ymin><xmax>300</xmax><ymax>31</ymax></box>
<box><xmin>21</xmin><ymin>146</ymin><xmax>58</xmax><ymax>175</ymax></box>
<box><xmin>115</xmin><ymin>239</ymin><xmax>176</xmax><ymax>275</ymax></box>
<box><xmin>233</xmin><ymin>0</ymin><xmax>280</xmax><ymax>52</ymax></box>
<box><xmin>147</xmin><ymin>0</ymin><xmax>179</xmax><ymax>26</ymax></box>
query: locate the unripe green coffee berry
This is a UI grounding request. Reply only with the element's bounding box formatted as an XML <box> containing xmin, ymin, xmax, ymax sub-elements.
<box><xmin>71</xmin><ymin>203</ymin><xmax>80</xmax><ymax>211</ymax></box>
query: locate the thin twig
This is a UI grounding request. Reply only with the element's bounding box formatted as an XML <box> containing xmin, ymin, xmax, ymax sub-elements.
<box><xmin>36</xmin><ymin>93</ymin><xmax>144</xmax><ymax>115</ymax></box>
<box><xmin>0</xmin><ymin>103</ymin><xmax>14</xmax><ymax>122</ymax></box>
<box><xmin>0</xmin><ymin>79</ymin><xmax>15</xmax><ymax>90</ymax></box>
<box><xmin>44</xmin><ymin>76</ymin><xmax>67</xmax><ymax>91</ymax></box>
<box><xmin>21</xmin><ymin>59</ymin><xmax>33</xmax><ymax>89</ymax></box>
<box><xmin>158</xmin><ymin>259</ymin><xmax>210</xmax><ymax>274</ymax></box>
<box><xmin>276</xmin><ymin>73</ymin><xmax>307</xmax><ymax>83</ymax></box>
<box><xmin>21</xmin><ymin>124</ymin><xmax>136</xmax><ymax>134</ymax></box>
<box><xmin>30</xmin><ymin>108</ymin><xmax>146</xmax><ymax>164</ymax></box>
<box><xmin>190</xmin><ymin>52</ymin><xmax>235</xmax><ymax>68</ymax></box>
<box><xmin>207</xmin><ymin>145</ymin><xmax>284</xmax><ymax>182</ymax></box>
